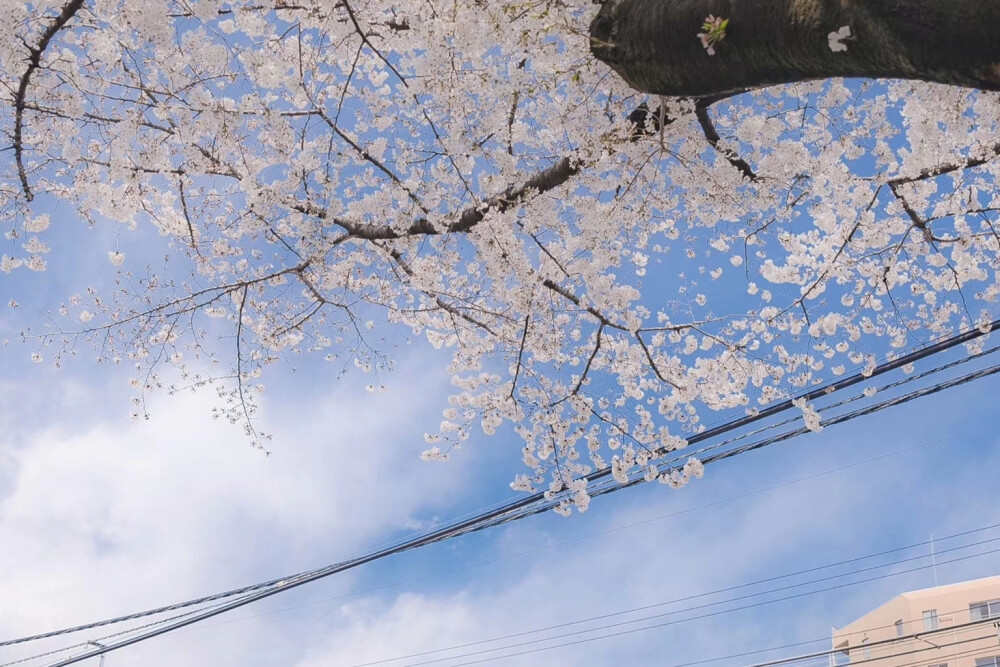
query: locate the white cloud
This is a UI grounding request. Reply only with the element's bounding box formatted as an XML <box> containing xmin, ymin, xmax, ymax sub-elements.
<box><xmin>4</xmin><ymin>356</ymin><xmax>1000</xmax><ymax>667</ymax></box>
<box><xmin>0</xmin><ymin>363</ymin><xmax>472</xmax><ymax>666</ymax></box>
<box><xmin>285</xmin><ymin>417</ymin><xmax>1000</xmax><ymax>667</ymax></box>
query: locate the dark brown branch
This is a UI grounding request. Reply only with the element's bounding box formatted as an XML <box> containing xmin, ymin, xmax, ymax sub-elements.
<box><xmin>507</xmin><ymin>91</ymin><xmax>520</xmax><ymax>155</ymax></box>
<box><xmin>889</xmin><ymin>181</ymin><xmax>933</xmax><ymax>241</ymax></box>
<box><xmin>694</xmin><ymin>100</ymin><xmax>758</xmax><ymax>181</ymax></box>
<box><xmin>13</xmin><ymin>0</ymin><xmax>86</xmax><ymax>201</ymax></box>
<box><xmin>510</xmin><ymin>315</ymin><xmax>530</xmax><ymax>399</ymax></box>
<box><xmin>889</xmin><ymin>141</ymin><xmax>1000</xmax><ymax>187</ymax></box>
<box><xmin>294</xmin><ymin>91</ymin><xmax>741</xmax><ymax>242</ymax></box>
<box><xmin>295</xmin><ymin>155</ymin><xmax>581</xmax><ymax>240</ymax></box>
<box><xmin>382</xmin><ymin>247</ymin><xmax>499</xmax><ymax>337</ymax></box>
<box><xmin>634</xmin><ymin>331</ymin><xmax>682</xmax><ymax>389</ymax></box>
<box><xmin>341</xmin><ymin>0</ymin><xmax>408</xmax><ymax>86</ymax></box>
<box><xmin>177</xmin><ymin>177</ymin><xmax>199</xmax><ymax>252</ymax></box>
<box><xmin>573</xmin><ymin>324</ymin><xmax>604</xmax><ymax>395</ymax></box>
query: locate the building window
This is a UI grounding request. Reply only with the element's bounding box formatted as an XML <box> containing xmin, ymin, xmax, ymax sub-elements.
<box><xmin>923</xmin><ymin>609</ymin><xmax>939</xmax><ymax>631</ymax></box>
<box><xmin>895</xmin><ymin>620</ymin><xmax>905</xmax><ymax>637</ymax></box>
<box><xmin>970</xmin><ymin>599</ymin><xmax>1000</xmax><ymax>621</ymax></box>
<box><xmin>862</xmin><ymin>638</ymin><xmax>871</xmax><ymax>660</ymax></box>
<box><xmin>927</xmin><ymin>663</ymin><xmax>948</xmax><ymax>667</ymax></box>
<box><xmin>974</xmin><ymin>658</ymin><xmax>1000</xmax><ymax>667</ymax></box>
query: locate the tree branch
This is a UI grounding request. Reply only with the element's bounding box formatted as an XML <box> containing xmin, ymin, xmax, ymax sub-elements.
<box><xmin>694</xmin><ymin>100</ymin><xmax>758</xmax><ymax>181</ymax></box>
<box><xmin>13</xmin><ymin>0</ymin><xmax>86</xmax><ymax>201</ymax></box>
<box><xmin>591</xmin><ymin>0</ymin><xmax>1000</xmax><ymax>97</ymax></box>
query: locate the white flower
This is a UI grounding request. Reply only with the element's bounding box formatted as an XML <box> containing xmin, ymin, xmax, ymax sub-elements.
<box><xmin>828</xmin><ymin>26</ymin><xmax>851</xmax><ymax>52</ymax></box>
<box><xmin>79</xmin><ymin>310</ymin><xmax>94</xmax><ymax>323</ymax></box>
<box><xmin>108</xmin><ymin>251</ymin><xmax>125</xmax><ymax>266</ymax></box>
<box><xmin>24</xmin><ymin>214</ymin><xmax>50</xmax><ymax>232</ymax></box>
<box><xmin>792</xmin><ymin>397</ymin><xmax>823</xmax><ymax>432</ymax></box>
<box><xmin>24</xmin><ymin>238</ymin><xmax>50</xmax><ymax>254</ymax></box>
<box><xmin>31</xmin><ymin>352</ymin><xmax>43</xmax><ymax>363</ymax></box>
<box><xmin>420</xmin><ymin>446</ymin><xmax>450</xmax><ymax>462</ymax></box>
<box><xmin>1</xmin><ymin>255</ymin><xmax>22</xmax><ymax>272</ymax></box>
<box><xmin>683</xmin><ymin>457</ymin><xmax>705</xmax><ymax>479</ymax></box>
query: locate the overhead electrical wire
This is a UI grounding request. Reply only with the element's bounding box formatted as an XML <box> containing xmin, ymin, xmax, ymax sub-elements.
<box><xmin>660</xmin><ymin>342</ymin><xmax>1000</xmax><ymax>467</ymax></box>
<box><xmin>32</xmin><ymin>523</ymin><xmax>999</xmax><ymax>667</ymax></box>
<box><xmin>887</xmin><ymin>642</ymin><xmax>1000</xmax><ymax>667</ymax></box>
<box><xmin>406</xmin><ymin>606</ymin><xmax>1000</xmax><ymax>667</ymax></box>
<box><xmin>19</xmin><ymin>525</ymin><xmax>1000</xmax><ymax>667</ymax></box>
<box><xmin>32</xmin><ymin>373</ymin><xmax>1000</xmax><ymax>666</ymax></box>
<box><xmin>7</xmin><ymin>418</ymin><xmax>997</xmax><ymax>667</ymax></box>
<box><xmin>342</xmin><ymin>534</ymin><xmax>1000</xmax><ymax>667</ymax></box>
<box><xmin>562</xmin><ymin>623</ymin><xmax>1000</xmax><ymax>667</ymax></box>
<box><xmin>0</xmin><ymin>604</ymin><xmax>228</xmax><ymax>667</ymax></box>
<box><xmin>15</xmin><ymin>329</ymin><xmax>1000</xmax><ymax>664</ymax></box>
<box><xmin>5</xmin><ymin>318</ymin><xmax>1000</xmax><ymax>666</ymax></box>
<box><xmin>745</xmin><ymin>628</ymin><xmax>1000</xmax><ymax>667</ymax></box>
<box><xmin>122</xmin><ymin>420</ymin><xmax>1000</xmax><ymax>641</ymax></box>
<box><xmin>578</xmin><ymin>359</ymin><xmax>1000</xmax><ymax>508</ymax></box>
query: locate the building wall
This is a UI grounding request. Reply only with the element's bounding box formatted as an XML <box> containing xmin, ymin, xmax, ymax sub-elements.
<box><xmin>832</xmin><ymin>576</ymin><xmax>1000</xmax><ymax>667</ymax></box>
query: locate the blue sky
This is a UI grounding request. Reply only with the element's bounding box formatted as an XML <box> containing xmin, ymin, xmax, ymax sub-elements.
<box><xmin>1</xmin><ymin>22</ymin><xmax>999</xmax><ymax>665</ymax></box>
<box><xmin>3</xmin><ymin>257</ymin><xmax>1000</xmax><ymax>667</ymax></box>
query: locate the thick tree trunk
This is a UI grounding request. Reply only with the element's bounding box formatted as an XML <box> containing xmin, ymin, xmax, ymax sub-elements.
<box><xmin>590</xmin><ymin>0</ymin><xmax>1000</xmax><ymax>97</ymax></box>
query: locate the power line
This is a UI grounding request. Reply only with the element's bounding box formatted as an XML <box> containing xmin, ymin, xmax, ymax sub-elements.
<box><xmin>746</xmin><ymin>626</ymin><xmax>999</xmax><ymax>667</ymax></box>
<box><xmin>18</xmin><ymin>540</ymin><xmax>1000</xmax><ymax>667</ymax></box>
<box><xmin>342</xmin><ymin>531</ymin><xmax>1000</xmax><ymax>667</ymax></box>
<box><xmin>7</xmin><ymin>414</ymin><xmax>1000</xmax><ymax>667</ymax></box>
<box><xmin>12</xmin><ymin>419</ymin><xmax>1000</xmax><ymax>665</ymax></box>
<box><xmin>583</xmin><ymin>360</ymin><xmax>1000</xmax><ymax>507</ymax></box>
<box><xmin>767</xmin><ymin>634</ymin><xmax>997</xmax><ymax>667</ymax></box>
<box><xmin>665</xmin><ymin>342</ymin><xmax>1000</xmax><ymax>468</ymax></box>
<box><xmin>8</xmin><ymin>319</ymin><xmax>1000</xmax><ymax>666</ymax></box>
<box><xmin>636</xmin><ymin>629</ymin><xmax>1000</xmax><ymax>667</ymax></box>
<box><xmin>134</xmin><ymin>419</ymin><xmax>1000</xmax><ymax>638</ymax></box>
<box><xmin>34</xmin><ymin>364</ymin><xmax>1000</xmax><ymax>666</ymax></box>
<box><xmin>411</xmin><ymin>599</ymin><xmax>1000</xmax><ymax>667</ymax></box>
<box><xmin>887</xmin><ymin>641</ymin><xmax>1000</xmax><ymax>667</ymax></box>
<box><xmin>0</xmin><ymin>605</ymin><xmax>224</xmax><ymax>667</ymax></box>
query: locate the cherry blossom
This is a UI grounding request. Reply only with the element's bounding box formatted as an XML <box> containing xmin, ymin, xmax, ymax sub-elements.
<box><xmin>1</xmin><ymin>1</ymin><xmax>998</xmax><ymax>510</ymax></box>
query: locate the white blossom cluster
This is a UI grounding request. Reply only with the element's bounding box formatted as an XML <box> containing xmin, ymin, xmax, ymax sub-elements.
<box><xmin>2</xmin><ymin>1</ymin><xmax>999</xmax><ymax>510</ymax></box>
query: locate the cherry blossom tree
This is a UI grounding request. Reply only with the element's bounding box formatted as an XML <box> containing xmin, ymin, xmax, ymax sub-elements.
<box><xmin>3</xmin><ymin>0</ymin><xmax>999</xmax><ymax>513</ymax></box>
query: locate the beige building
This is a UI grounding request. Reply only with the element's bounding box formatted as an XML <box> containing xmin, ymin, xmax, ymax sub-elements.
<box><xmin>832</xmin><ymin>576</ymin><xmax>1000</xmax><ymax>667</ymax></box>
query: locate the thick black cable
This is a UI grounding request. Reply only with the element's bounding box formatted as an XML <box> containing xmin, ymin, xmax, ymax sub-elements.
<box><xmin>151</xmin><ymin>421</ymin><xmax>1000</xmax><ymax>639</ymax></box>
<box><xmin>885</xmin><ymin>642</ymin><xmax>1000</xmax><ymax>667</ymax></box>
<box><xmin>667</xmin><ymin>343</ymin><xmax>1000</xmax><ymax>467</ymax></box>
<box><xmin>14</xmin><ymin>418</ymin><xmax>998</xmax><ymax>667</ymax></box>
<box><xmin>515</xmin><ymin>361</ymin><xmax>1000</xmax><ymax>518</ymax></box>
<box><xmin>592</xmin><ymin>353</ymin><xmax>1000</xmax><ymax>498</ymax></box>
<box><xmin>7</xmin><ymin>319</ymin><xmax>999</xmax><ymax>664</ymax></box>
<box><xmin>44</xmin><ymin>358</ymin><xmax>1000</xmax><ymax>667</ymax></box>
<box><xmin>704</xmin><ymin>362</ymin><xmax>1000</xmax><ymax>466</ymax></box>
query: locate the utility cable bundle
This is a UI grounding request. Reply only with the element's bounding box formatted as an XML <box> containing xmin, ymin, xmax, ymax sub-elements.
<box><xmin>4</xmin><ymin>318</ymin><xmax>999</xmax><ymax>666</ymax></box>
